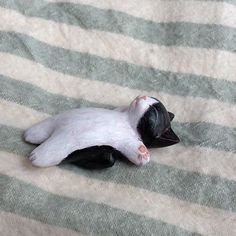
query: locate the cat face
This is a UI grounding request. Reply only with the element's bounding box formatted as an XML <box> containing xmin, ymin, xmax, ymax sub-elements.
<box><xmin>128</xmin><ymin>95</ymin><xmax>180</xmax><ymax>147</ymax></box>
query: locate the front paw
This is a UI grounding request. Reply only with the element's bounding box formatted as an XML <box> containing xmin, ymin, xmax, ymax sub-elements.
<box><xmin>137</xmin><ymin>144</ymin><xmax>150</xmax><ymax>165</ymax></box>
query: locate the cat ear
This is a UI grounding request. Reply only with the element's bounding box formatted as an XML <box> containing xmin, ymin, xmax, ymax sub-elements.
<box><xmin>168</xmin><ymin>112</ymin><xmax>175</xmax><ymax>121</ymax></box>
<box><xmin>146</xmin><ymin>127</ymin><xmax>180</xmax><ymax>148</ymax></box>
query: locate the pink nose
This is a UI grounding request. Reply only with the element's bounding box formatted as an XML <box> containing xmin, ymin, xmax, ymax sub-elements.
<box><xmin>135</xmin><ymin>96</ymin><xmax>147</xmax><ymax>105</ymax></box>
<box><xmin>136</xmin><ymin>96</ymin><xmax>147</xmax><ymax>101</ymax></box>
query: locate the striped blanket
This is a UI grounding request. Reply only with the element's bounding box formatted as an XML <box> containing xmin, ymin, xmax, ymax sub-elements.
<box><xmin>0</xmin><ymin>0</ymin><xmax>236</xmax><ymax>235</ymax></box>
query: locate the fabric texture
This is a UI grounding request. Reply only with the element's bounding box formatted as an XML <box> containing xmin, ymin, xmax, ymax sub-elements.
<box><xmin>0</xmin><ymin>0</ymin><xmax>236</xmax><ymax>235</ymax></box>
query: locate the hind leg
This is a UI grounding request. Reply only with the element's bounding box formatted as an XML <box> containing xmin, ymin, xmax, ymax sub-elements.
<box><xmin>24</xmin><ymin>117</ymin><xmax>55</xmax><ymax>144</ymax></box>
<box><xmin>64</xmin><ymin>145</ymin><xmax>116</xmax><ymax>169</ymax></box>
<box><xmin>29</xmin><ymin>132</ymin><xmax>78</xmax><ymax>167</ymax></box>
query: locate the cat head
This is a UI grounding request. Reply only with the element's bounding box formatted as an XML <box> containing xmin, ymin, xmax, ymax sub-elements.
<box><xmin>128</xmin><ymin>95</ymin><xmax>180</xmax><ymax>147</ymax></box>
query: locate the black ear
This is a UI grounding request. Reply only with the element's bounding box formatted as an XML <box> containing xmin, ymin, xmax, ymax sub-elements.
<box><xmin>146</xmin><ymin>127</ymin><xmax>180</xmax><ymax>148</ymax></box>
<box><xmin>168</xmin><ymin>112</ymin><xmax>175</xmax><ymax>121</ymax></box>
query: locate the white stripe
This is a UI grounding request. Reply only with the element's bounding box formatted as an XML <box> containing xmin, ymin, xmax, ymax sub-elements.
<box><xmin>47</xmin><ymin>0</ymin><xmax>236</xmax><ymax>29</ymax></box>
<box><xmin>0</xmin><ymin>99</ymin><xmax>49</xmax><ymax>129</ymax></box>
<box><xmin>0</xmin><ymin>53</ymin><xmax>235</xmax><ymax>128</ymax></box>
<box><xmin>151</xmin><ymin>145</ymin><xmax>236</xmax><ymax>181</ymax></box>
<box><xmin>1</xmin><ymin>151</ymin><xmax>236</xmax><ymax>236</ymax></box>
<box><xmin>0</xmin><ymin>7</ymin><xmax>235</xmax><ymax>82</ymax></box>
<box><xmin>0</xmin><ymin>212</ymin><xmax>84</xmax><ymax>236</ymax></box>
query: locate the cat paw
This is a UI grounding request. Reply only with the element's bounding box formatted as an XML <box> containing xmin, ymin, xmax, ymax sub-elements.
<box><xmin>137</xmin><ymin>144</ymin><xmax>150</xmax><ymax>165</ymax></box>
<box><xmin>28</xmin><ymin>150</ymin><xmax>59</xmax><ymax>167</ymax></box>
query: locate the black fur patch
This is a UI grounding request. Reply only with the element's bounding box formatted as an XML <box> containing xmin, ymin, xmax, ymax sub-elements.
<box><xmin>63</xmin><ymin>145</ymin><xmax>116</xmax><ymax>169</ymax></box>
<box><xmin>137</xmin><ymin>102</ymin><xmax>171</xmax><ymax>146</ymax></box>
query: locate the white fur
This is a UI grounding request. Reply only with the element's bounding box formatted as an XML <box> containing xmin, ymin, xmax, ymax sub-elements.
<box><xmin>24</xmin><ymin>96</ymin><xmax>157</xmax><ymax>167</ymax></box>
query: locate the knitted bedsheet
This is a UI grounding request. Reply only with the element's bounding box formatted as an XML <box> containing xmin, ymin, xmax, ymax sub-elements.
<box><xmin>0</xmin><ymin>0</ymin><xmax>236</xmax><ymax>235</ymax></box>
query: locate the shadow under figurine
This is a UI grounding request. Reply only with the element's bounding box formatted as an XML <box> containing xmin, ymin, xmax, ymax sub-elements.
<box><xmin>24</xmin><ymin>96</ymin><xmax>180</xmax><ymax>169</ymax></box>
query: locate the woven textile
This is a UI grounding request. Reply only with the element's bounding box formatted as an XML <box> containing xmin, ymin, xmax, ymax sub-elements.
<box><xmin>0</xmin><ymin>0</ymin><xmax>236</xmax><ymax>235</ymax></box>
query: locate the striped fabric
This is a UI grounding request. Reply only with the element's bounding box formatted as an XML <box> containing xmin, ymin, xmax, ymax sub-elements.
<box><xmin>0</xmin><ymin>0</ymin><xmax>235</xmax><ymax>235</ymax></box>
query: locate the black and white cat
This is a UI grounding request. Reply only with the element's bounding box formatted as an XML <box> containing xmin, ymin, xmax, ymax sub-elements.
<box><xmin>24</xmin><ymin>96</ymin><xmax>179</xmax><ymax>168</ymax></box>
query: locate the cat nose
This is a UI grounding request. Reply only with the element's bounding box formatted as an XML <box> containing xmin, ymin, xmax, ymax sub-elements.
<box><xmin>131</xmin><ymin>95</ymin><xmax>147</xmax><ymax>108</ymax></box>
<box><xmin>135</xmin><ymin>95</ymin><xmax>147</xmax><ymax>104</ymax></box>
<box><xmin>138</xmin><ymin>95</ymin><xmax>147</xmax><ymax>100</ymax></box>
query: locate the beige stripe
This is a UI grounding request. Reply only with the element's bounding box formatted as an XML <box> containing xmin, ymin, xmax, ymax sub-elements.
<box><xmin>1</xmin><ymin>151</ymin><xmax>236</xmax><ymax>236</ymax></box>
<box><xmin>0</xmin><ymin>99</ymin><xmax>49</xmax><ymax>129</ymax></box>
<box><xmin>1</xmin><ymin>53</ymin><xmax>236</xmax><ymax>128</ymax></box>
<box><xmin>151</xmin><ymin>145</ymin><xmax>236</xmax><ymax>182</ymax></box>
<box><xmin>47</xmin><ymin>0</ymin><xmax>236</xmax><ymax>28</ymax></box>
<box><xmin>0</xmin><ymin>7</ymin><xmax>236</xmax><ymax>82</ymax></box>
<box><xmin>1</xmin><ymin>100</ymin><xmax>236</xmax><ymax>182</ymax></box>
<box><xmin>0</xmin><ymin>212</ymin><xmax>84</xmax><ymax>236</ymax></box>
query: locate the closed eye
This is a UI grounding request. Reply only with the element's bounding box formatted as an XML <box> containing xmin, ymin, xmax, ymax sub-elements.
<box><xmin>164</xmin><ymin>127</ymin><xmax>170</xmax><ymax>133</ymax></box>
